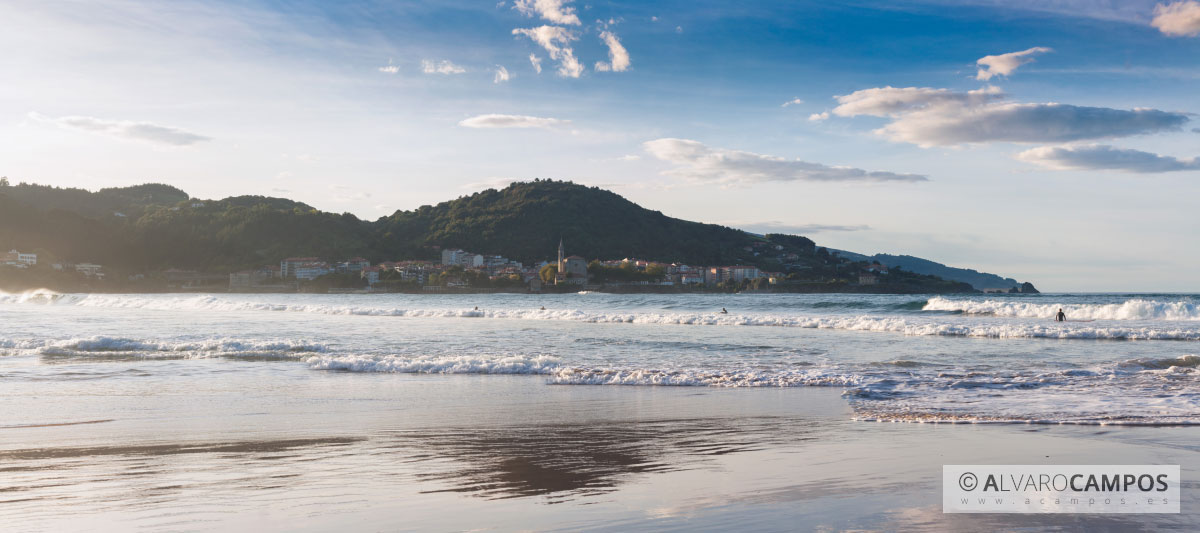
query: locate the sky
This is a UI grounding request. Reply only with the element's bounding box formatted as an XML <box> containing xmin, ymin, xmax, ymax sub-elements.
<box><xmin>2</xmin><ymin>0</ymin><xmax>1199</xmax><ymax>291</ymax></box>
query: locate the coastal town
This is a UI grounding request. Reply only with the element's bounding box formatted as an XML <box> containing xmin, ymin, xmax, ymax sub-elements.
<box><xmin>220</xmin><ymin>238</ymin><xmax>799</xmax><ymax>292</ymax></box>
<box><xmin>2</xmin><ymin>238</ymin><xmax>903</xmax><ymax>294</ymax></box>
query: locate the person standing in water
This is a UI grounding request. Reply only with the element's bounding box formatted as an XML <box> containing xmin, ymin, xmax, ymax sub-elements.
<box><xmin>1056</xmin><ymin>308</ymin><xmax>1066</xmax><ymax>322</ymax></box>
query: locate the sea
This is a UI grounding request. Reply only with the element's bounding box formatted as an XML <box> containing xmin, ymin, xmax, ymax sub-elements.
<box><xmin>2</xmin><ymin>290</ymin><xmax>1199</xmax><ymax>530</ymax></box>
<box><xmin>2</xmin><ymin>290</ymin><xmax>1198</xmax><ymax>424</ymax></box>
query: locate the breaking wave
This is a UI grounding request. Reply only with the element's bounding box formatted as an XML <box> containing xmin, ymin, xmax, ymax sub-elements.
<box><xmin>924</xmin><ymin>297</ymin><xmax>1200</xmax><ymax>321</ymax></box>
<box><xmin>301</xmin><ymin>351</ymin><xmax>1200</xmax><ymax>424</ymax></box>
<box><xmin>0</xmin><ymin>288</ymin><xmax>66</xmax><ymax>304</ymax></box>
<box><xmin>305</xmin><ymin>354</ymin><xmax>861</xmax><ymax>388</ymax></box>
<box><xmin>1</xmin><ymin>335</ymin><xmax>327</xmax><ymax>359</ymax></box>
<box><xmin>4</xmin><ymin>294</ymin><xmax>1200</xmax><ymax>341</ymax></box>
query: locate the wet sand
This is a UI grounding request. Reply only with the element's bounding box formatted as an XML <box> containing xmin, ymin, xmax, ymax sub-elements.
<box><xmin>1</xmin><ymin>369</ymin><xmax>1198</xmax><ymax>531</ymax></box>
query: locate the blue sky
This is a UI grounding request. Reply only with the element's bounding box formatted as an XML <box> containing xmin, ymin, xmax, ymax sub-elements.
<box><xmin>2</xmin><ymin>0</ymin><xmax>1199</xmax><ymax>291</ymax></box>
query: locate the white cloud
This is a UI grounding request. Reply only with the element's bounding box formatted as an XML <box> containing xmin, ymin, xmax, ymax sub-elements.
<box><xmin>30</xmin><ymin>112</ymin><xmax>210</xmax><ymax>146</ymax></box>
<box><xmin>494</xmin><ymin>65</ymin><xmax>511</xmax><ymax>83</ymax></box>
<box><xmin>594</xmin><ymin>30</ymin><xmax>630</xmax><ymax>72</ymax></box>
<box><xmin>643</xmin><ymin>138</ymin><xmax>928</xmax><ymax>185</ymax></box>
<box><xmin>809</xmin><ymin>112</ymin><xmax>830</xmax><ymax>121</ymax></box>
<box><xmin>513</xmin><ymin>26</ymin><xmax>583</xmax><ymax>78</ymax></box>
<box><xmin>378</xmin><ymin>65</ymin><xmax>399</xmax><ymax>74</ymax></box>
<box><xmin>975</xmin><ymin>47</ymin><xmax>1052</xmax><ymax>80</ymax></box>
<box><xmin>528</xmin><ymin>53</ymin><xmax>543</xmax><ymax>73</ymax></box>
<box><xmin>781</xmin><ymin>98</ymin><xmax>804</xmax><ymax>107</ymax></box>
<box><xmin>831</xmin><ymin>85</ymin><xmax>1004</xmax><ymax>117</ymax></box>
<box><xmin>421</xmin><ymin>59</ymin><xmax>466</xmax><ymax>75</ymax></box>
<box><xmin>828</xmin><ymin>86</ymin><xmax>1190</xmax><ymax>147</ymax></box>
<box><xmin>883</xmin><ymin>104</ymin><xmax>1188</xmax><ymax>147</ymax></box>
<box><xmin>512</xmin><ymin>0</ymin><xmax>580</xmax><ymax>25</ymax></box>
<box><xmin>458</xmin><ymin>114</ymin><xmax>570</xmax><ymax>129</ymax></box>
<box><xmin>1016</xmin><ymin>144</ymin><xmax>1200</xmax><ymax>172</ymax></box>
<box><xmin>617</xmin><ymin>154</ymin><xmax>641</xmax><ymax>161</ymax></box>
<box><xmin>1152</xmin><ymin>1</ymin><xmax>1200</xmax><ymax>36</ymax></box>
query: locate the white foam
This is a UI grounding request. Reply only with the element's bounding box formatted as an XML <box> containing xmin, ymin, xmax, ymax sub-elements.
<box><xmin>546</xmin><ymin>367</ymin><xmax>860</xmax><ymax>387</ymax></box>
<box><xmin>1</xmin><ymin>335</ymin><xmax>328</xmax><ymax>359</ymax></box>
<box><xmin>304</xmin><ymin>353</ymin><xmax>863</xmax><ymax>389</ymax></box>
<box><xmin>846</xmin><ymin>353</ymin><xmax>1200</xmax><ymax>425</ymax></box>
<box><xmin>7</xmin><ymin>294</ymin><xmax>1200</xmax><ymax>341</ymax></box>
<box><xmin>304</xmin><ymin>351</ymin><xmax>1200</xmax><ymax>424</ymax></box>
<box><xmin>924</xmin><ymin>296</ymin><xmax>1200</xmax><ymax>321</ymax></box>
<box><xmin>307</xmin><ymin>354</ymin><xmax>562</xmax><ymax>374</ymax></box>
<box><xmin>0</xmin><ymin>288</ymin><xmax>66</xmax><ymax>304</ymax></box>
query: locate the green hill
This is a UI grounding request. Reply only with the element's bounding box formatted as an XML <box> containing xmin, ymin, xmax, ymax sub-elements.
<box><xmin>0</xmin><ymin>181</ymin><xmax>364</xmax><ymax>270</ymax></box>
<box><xmin>374</xmin><ymin>180</ymin><xmax>762</xmax><ymax>265</ymax></box>
<box><xmin>4</xmin><ymin>179</ymin><xmax>770</xmax><ymax>271</ymax></box>
<box><xmin>1</xmin><ymin>182</ymin><xmax>188</xmax><ymax>219</ymax></box>
<box><xmin>0</xmin><ymin>179</ymin><xmax>998</xmax><ymax>293</ymax></box>
<box><xmin>869</xmin><ymin>254</ymin><xmax>1020</xmax><ymax>291</ymax></box>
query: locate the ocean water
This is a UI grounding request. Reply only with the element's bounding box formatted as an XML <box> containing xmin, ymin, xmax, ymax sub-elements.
<box><xmin>2</xmin><ymin>290</ymin><xmax>1198</xmax><ymax>425</ymax></box>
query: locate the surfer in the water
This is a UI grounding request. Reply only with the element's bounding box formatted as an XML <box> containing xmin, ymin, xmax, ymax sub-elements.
<box><xmin>1056</xmin><ymin>308</ymin><xmax>1066</xmax><ymax>322</ymax></box>
<box><xmin>720</xmin><ymin>307</ymin><xmax>728</xmax><ymax>314</ymax></box>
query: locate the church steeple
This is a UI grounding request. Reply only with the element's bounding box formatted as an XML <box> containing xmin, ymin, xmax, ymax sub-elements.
<box><xmin>557</xmin><ymin>237</ymin><xmax>565</xmax><ymax>271</ymax></box>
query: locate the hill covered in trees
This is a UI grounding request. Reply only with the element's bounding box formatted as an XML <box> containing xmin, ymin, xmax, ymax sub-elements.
<box><xmin>869</xmin><ymin>254</ymin><xmax>1022</xmax><ymax>291</ymax></box>
<box><xmin>0</xmin><ymin>179</ymin><xmax>774</xmax><ymax>271</ymax></box>
<box><xmin>0</xmin><ymin>180</ymin><xmax>369</xmax><ymax>271</ymax></box>
<box><xmin>830</xmin><ymin>249</ymin><xmax>1030</xmax><ymax>291</ymax></box>
<box><xmin>374</xmin><ymin>180</ymin><xmax>760</xmax><ymax>265</ymax></box>
<box><xmin>0</xmin><ymin>178</ymin><xmax>1023</xmax><ymax>293</ymax></box>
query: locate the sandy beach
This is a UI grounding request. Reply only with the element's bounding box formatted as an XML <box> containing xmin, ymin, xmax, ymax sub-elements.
<box><xmin>2</xmin><ymin>369</ymin><xmax>1198</xmax><ymax>531</ymax></box>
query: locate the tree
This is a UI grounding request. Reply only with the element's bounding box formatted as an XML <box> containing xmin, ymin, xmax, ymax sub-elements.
<box><xmin>539</xmin><ymin>264</ymin><xmax>557</xmax><ymax>283</ymax></box>
<box><xmin>0</xmin><ymin>177</ymin><xmax>9</xmax><ymax>187</ymax></box>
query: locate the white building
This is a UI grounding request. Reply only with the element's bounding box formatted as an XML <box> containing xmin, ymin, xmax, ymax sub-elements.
<box><xmin>339</xmin><ymin>257</ymin><xmax>371</xmax><ymax>273</ymax></box>
<box><xmin>728</xmin><ymin>266</ymin><xmax>761</xmax><ymax>283</ymax></box>
<box><xmin>293</xmin><ymin>262</ymin><xmax>331</xmax><ymax>280</ymax></box>
<box><xmin>704</xmin><ymin>265</ymin><xmax>761</xmax><ymax>284</ymax></box>
<box><xmin>75</xmin><ymin>263</ymin><xmax>103</xmax><ymax>278</ymax></box>
<box><xmin>360</xmin><ymin>266</ymin><xmax>382</xmax><ymax>285</ymax></box>
<box><xmin>281</xmin><ymin>257</ymin><xmax>319</xmax><ymax>278</ymax></box>
<box><xmin>4</xmin><ymin>249</ymin><xmax>37</xmax><ymax>266</ymax></box>
<box><xmin>441</xmin><ymin>248</ymin><xmax>466</xmax><ymax>266</ymax></box>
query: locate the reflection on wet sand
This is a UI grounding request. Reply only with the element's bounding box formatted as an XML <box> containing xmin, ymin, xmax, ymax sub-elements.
<box><xmin>0</xmin><ymin>419</ymin><xmax>114</xmax><ymax>429</ymax></box>
<box><xmin>0</xmin><ymin>436</ymin><xmax>367</xmax><ymax>524</ymax></box>
<box><xmin>0</xmin><ymin>437</ymin><xmax>364</xmax><ymax>461</ymax></box>
<box><xmin>382</xmin><ymin>416</ymin><xmax>817</xmax><ymax>502</ymax></box>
